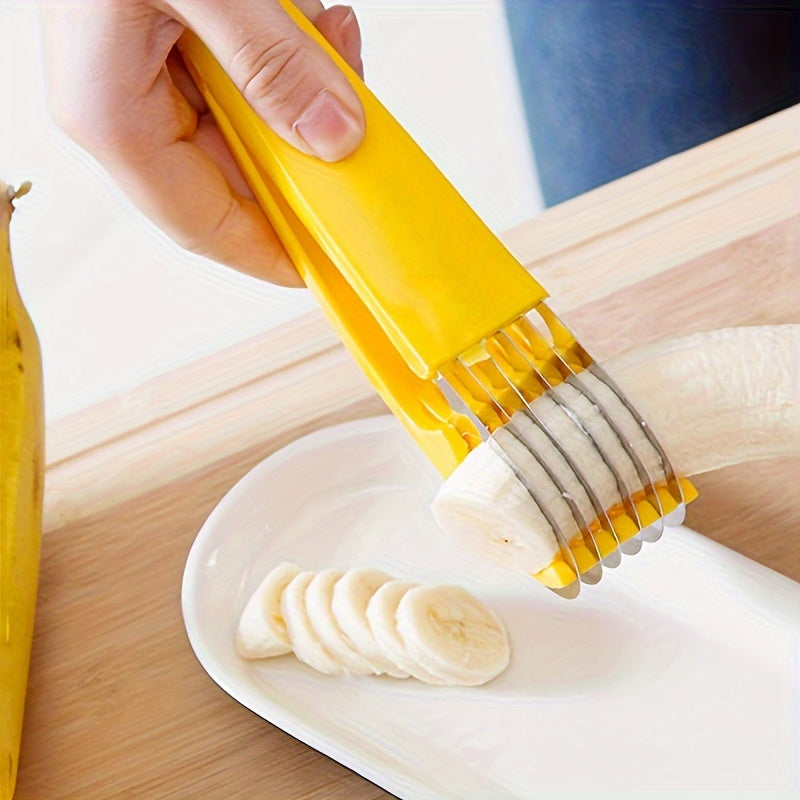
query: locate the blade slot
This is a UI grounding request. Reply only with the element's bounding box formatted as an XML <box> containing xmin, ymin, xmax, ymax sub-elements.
<box><xmin>518</xmin><ymin>311</ymin><xmax>649</xmax><ymax>555</ymax></box>
<box><xmin>436</xmin><ymin>376</ymin><xmax>491</xmax><ymax>444</ymax></box>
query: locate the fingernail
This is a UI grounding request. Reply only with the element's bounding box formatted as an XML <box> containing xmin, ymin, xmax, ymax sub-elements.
<box><xmin>337</xmin><ymin>7</ymin><xmax>360</xmax><ymax>52</ymax></box>
<box><xmin>293</xmin><ymin>89</ymin><xmax>363</xmax><ymax>161</ymax></box>
<box><xmin>337</xmin><ymin>7</ymin><xmax>363</xmax><ymax>76</ymax></box>
<box><xmin>338</xmin><ymin>6</ymin><xmax>356</xmax><ymax>31</ymax></box>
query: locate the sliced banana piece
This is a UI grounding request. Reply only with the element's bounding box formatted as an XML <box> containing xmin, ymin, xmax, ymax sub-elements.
<box><xmin>305</xmin><ymin>569</ymin><xmax>378</xmax><ymax>675</ymax></box>
<box><xmin>395</xmin><ymin>585</ymin><xmax>510</xmax><ymax>686</ymax></box>
<box><xmin>366</xmin><ymin>581</ymin><xmax>449</xmax><ymax>685</ymax></box>
<box><xmin>430</xmin><ymin>440</ymin><xmax>560</xmax><ymax>574</ymax></box>
<box><xmin>507</xmin><ymin>412</ymin><xmax>597</xmax><ymax>529</ymax></box>
<box><xmin>432</xmin><ymin>382</ymin><xmax>634</xmax><ymax>577</ymax></box>
<box><xmin>238</xmin><ymin>563</ymin><xmax>512</xmax><ymax>686</ymax></box>
<box><xmin>577</xmin><ymin>370</ymin><xmax>666</xmax><ymax>484</ymax></box>
<box><xmin>235</xmin><ymin>561</ymin><xmax>301</xmax><ymax>659</ymax></box>
<box><xmin>281</xmin><ymin>571</ymin><xmax>342</xmax><ymax>675</ymax></box>
<box><xmin>550</xmin><ymin>381</ymin><xmax>639</xmax><ymax>496</ymax></box>
<box><xmin>528</xmin><ymin>391</ymin><xmax>621</xmax><ymax>510</ymax></box>
<box><xmin>331</xmin><ymin>568</ymin><xmax>408</xmax><ymax>678</ymax></box>
<box><xmin>493</xmin><ymin>425</ymin><xmax>579</xmax><ymax>543</ymax></box>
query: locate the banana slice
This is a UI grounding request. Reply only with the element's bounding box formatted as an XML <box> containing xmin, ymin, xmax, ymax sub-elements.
<box><xmin>305</xmin><ymin>569</ymin><xmax>378</xmax><ymax>675</ymax></box>
<box><xmin>507</xmin><ymin>412</ymin><xmax>596</xmax><ymax>529</ymax></box>
<box><xmin>395</xmin><ymin>585</ymin><xmax>510</xmax><ymax>686</ymax></box>
<box><xmin>493</xmin><ymin>425</ymin><xmax>579</xmax><ymax>542</ymax></box>
<box><xmin>430</xmin><ymin>439</ymin><xmax>560</xmax><ymax>574</ymax></box>
<box><xmin>237</xmin><ymin>563</ymin><xmax>512</xmax><ymax>686</ymax></box>
<box><xmin>331</xmin><ymin>568</ymin><xmax>408</xmax><ymax>678</ymax></box>
<box><xmin>550</xmin><ymin>382</ymin><xmax>639</xmax><ymax>496</ymax></box>
<box><xmin>281</xmin><ymin>571</ymin><xmax>342</xmax><ymax>675</ymax></box>
<box><xmin>365</xmin><ymin>581</ymin><xmax>449</xmax><ymax>685</ymax></box>
<box><xmin>528</xmin><ymin>392</ymin><xmax>621</xmax><ymax>510</ymax></box>
<box><xmin>577</xmin><ymin>370</ymin><xmax>665</xmax><ymax>483</ymax></box>
<box><xmin>235</xmin><ymin>561</ymin><xmax>301</xmax><ymax>659</ymax></box>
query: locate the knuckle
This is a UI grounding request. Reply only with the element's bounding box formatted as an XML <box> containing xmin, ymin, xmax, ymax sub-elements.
<box><xmin>232</xmin><ymin>35</ymin><xmax>310</xmax><ymax>110</ymax></box>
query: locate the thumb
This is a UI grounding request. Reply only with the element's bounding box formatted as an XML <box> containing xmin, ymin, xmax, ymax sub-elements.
<box><xmin>172</xmin><ymin>0</ymin><xmax>365</xmax><ymax>161</ymax></box>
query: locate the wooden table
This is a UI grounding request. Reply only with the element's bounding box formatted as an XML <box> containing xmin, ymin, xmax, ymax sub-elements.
<box><xmin>17</xmin><ymin>105</ymin><xmax>799</xmax><ymax>798</ymax></box>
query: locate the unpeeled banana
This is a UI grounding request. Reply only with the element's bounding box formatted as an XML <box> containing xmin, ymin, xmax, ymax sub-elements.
<box><xmin>1</xmin><ymin>181</ymin><xmax>44</xmax><ymax>800</ymax></box>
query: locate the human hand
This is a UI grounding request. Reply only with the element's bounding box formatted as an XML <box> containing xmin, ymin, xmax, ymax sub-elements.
<box><xmin>39</xmin><ymin>0</ymin><xmax>366</xmax><ymax>286</ymax></box>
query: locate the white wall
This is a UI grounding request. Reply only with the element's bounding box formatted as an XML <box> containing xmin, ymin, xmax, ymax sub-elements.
<box><xmin>0</xmin><ymin>0</ymin><xmax>541</xmax><ymax>420</ymax></box>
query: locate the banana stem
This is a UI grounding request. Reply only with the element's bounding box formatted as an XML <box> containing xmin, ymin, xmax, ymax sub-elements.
<box><xmin>7</xmin><ymin>182</ymin><xmax>31</xmax><ymax>202</ymax></box>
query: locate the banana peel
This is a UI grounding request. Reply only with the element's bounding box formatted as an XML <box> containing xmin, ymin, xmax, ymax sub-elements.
<box><xmin>0</xmin><ymin>181</ymin><xmax>44</xmax><ymax>800</ymax></box>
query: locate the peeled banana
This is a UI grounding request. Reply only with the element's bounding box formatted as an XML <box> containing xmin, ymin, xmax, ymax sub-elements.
<box><xmin>431</xmin><ymin>376</ymin><xmax>646</xmax><ymax>579</ymax></box>
<box><xmin>605</xmin><ymin>325</ymin><xmax>800</xmax><ymax>476</ymax></box>
<box><xmin>1</xmin><ymin>181</ymin><xmax>44</xmax><ymax>800</ymax></box>
<box><xmin>236</xmin><ymin>563</ymin><xmax>510</xmax><ymax>686</ymax></box>
<box><xmin>432</xmin><ymin>325</ymin><xmax>799</xmax><ymax>587</ymax></box>
<box><xmin>428</xmin><ymin>440</ymin><xmax>560</xmax><ymax>576</ymax></box>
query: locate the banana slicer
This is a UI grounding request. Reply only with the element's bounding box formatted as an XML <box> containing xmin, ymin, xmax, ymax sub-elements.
<box><xmin>177</xmin><ymin>2</ymin><xmax>697</xmax><ymax>597</ymax></box>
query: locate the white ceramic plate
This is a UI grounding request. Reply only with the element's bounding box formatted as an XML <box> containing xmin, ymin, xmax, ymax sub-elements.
<box><xmin>182</xmin><ymin>416</ymin><xmax>800</xmax><ymax>799</ymax></box>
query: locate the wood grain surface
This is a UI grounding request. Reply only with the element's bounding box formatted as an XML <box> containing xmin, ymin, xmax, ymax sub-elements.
<box><xmin>17</xmin><ymin>108</ymin><xmax>800</xmax><ymax>799</ymax></box>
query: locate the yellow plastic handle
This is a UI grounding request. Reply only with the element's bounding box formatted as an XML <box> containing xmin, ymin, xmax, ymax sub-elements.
<box><xmin>190</xmin><ymin>79</ymin><xmax>473</xmax><ymax>474</ymax></box>
<box><xmin>179</xmin><ymin>0</ymin><xmax>546</xmax><ymax>378</ymax></box>
<box><xmin>182</xmin><ymin>36</ymin><xmax>479</xmax><ymax>475</ymax></box>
